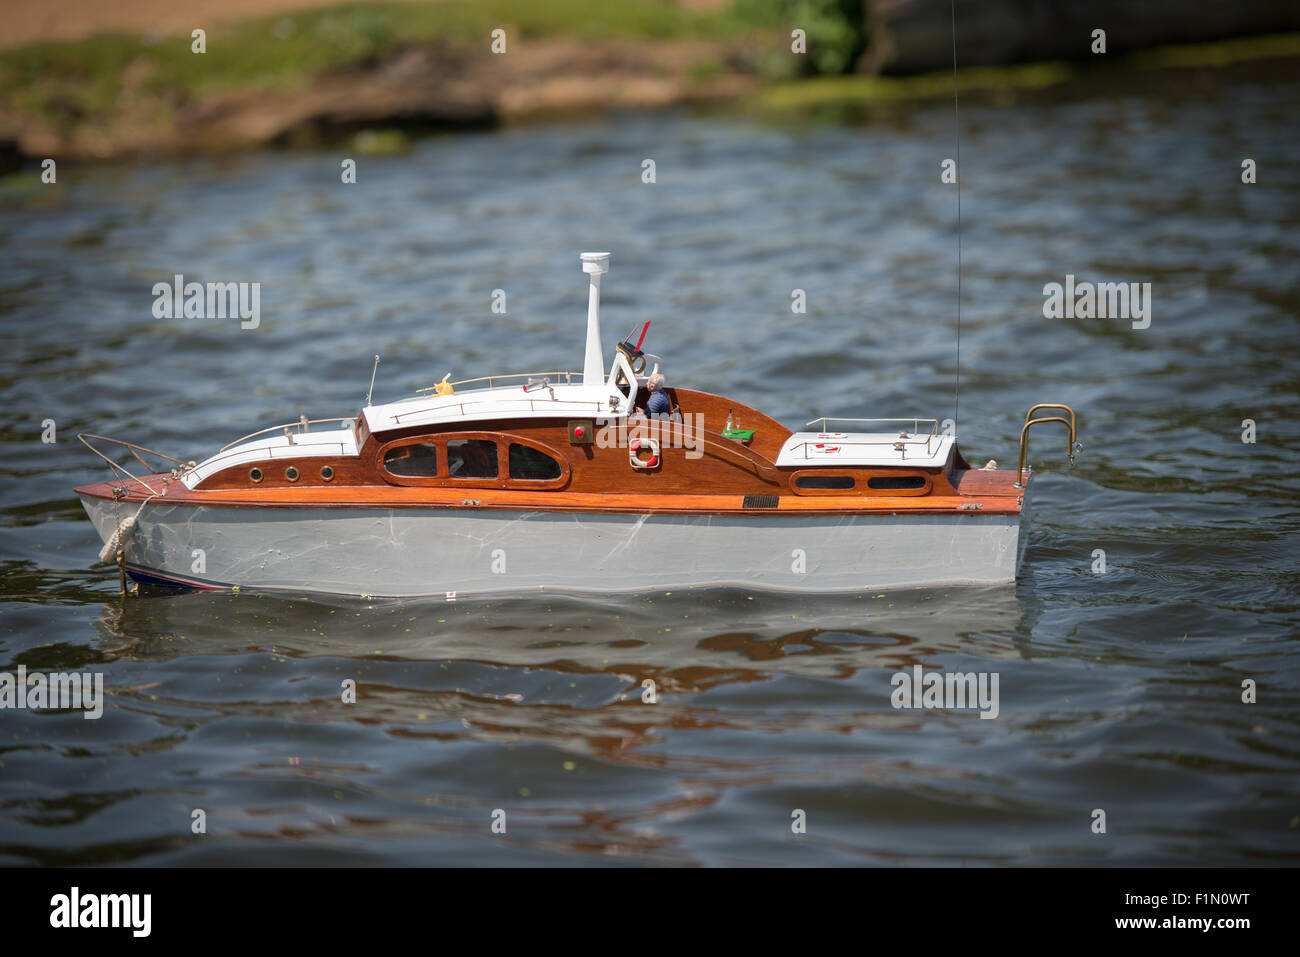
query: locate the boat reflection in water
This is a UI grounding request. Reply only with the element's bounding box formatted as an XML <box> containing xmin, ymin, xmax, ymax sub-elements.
<box><xmin>84</xmin><ymin>585</ymin><xmax>1043</xmax><ymax>864</ymax></box>
<box><xmin>92</xmin><ymin>585</ymin><xmax>1030</xmax><ymax>724</ymax></box>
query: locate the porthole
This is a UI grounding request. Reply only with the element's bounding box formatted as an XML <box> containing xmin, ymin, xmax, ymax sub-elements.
<box><xmin>794</xmin><ymin>474</ymin><xmax>855</xmax><ymax>491</ymax></box>
<box><xmin>320</xmin><ymin>465</ymin><xmax>335</xmax><ymax>481</ymax></box>
<box><xmin>867</xmin><ymin>475</ymin><xmax>926</xmax><ymax>490</ymax></box>
<box><xmin>249</xmin><ymin>467</ymin><xmax>263</xmax><ymax>483</ymax></box>
<box><xmin>285</xmin><ymin>466</ymin><xmax>300</xmax><ymax>482</ymax></box>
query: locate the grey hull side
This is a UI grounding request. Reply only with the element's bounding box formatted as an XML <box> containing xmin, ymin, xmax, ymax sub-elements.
<box><xmin>80</xmin><ymin>498</ymin><xmax>1025</xmax><ymax>598</ymax></box>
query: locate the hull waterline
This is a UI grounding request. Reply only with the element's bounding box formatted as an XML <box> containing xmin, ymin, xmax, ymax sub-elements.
<box><xmin>79</xmin><ymin>496</ymin><xmax>1025</xmax><ymax>598</ymax></box>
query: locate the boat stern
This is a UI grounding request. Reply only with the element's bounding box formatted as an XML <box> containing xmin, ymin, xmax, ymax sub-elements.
<box><xmin>1014</xmin><ymin>471</ymin><xmax>1033</xmax><ymax>577</ymax></box>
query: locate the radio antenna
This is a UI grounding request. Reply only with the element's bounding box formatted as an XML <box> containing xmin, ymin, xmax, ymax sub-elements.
<box><xmin>366</xmin><ymin>354</ymin><xmax>380</xmax><ymax>407</ymax></box>
<box><xmin>950</xmin><ymin>0</ymin><xmax>963</xmax><ymax>432</ymax></box>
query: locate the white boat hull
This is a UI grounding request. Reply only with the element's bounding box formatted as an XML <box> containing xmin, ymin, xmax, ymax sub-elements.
<box><xmin>80</xmin><ymin>497</ymin><xmax>1028</xmax><ymax>598</ymax></box>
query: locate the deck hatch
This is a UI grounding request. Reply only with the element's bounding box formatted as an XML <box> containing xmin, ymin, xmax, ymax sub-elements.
<box><xmin>743</xmin><ymin>494</ymin><xmax>780</xmax><ymax>509</ymax></box>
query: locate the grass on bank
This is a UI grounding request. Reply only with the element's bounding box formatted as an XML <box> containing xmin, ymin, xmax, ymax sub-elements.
<box><xmin>0</xmin><ymin>0</ymin><xmax>795</xmax><ymax>128</ymax></box>
<box><xmin>759</xmin><ymin>31</ymin><xmax>1300</xmax><ymax>110</ymax></box>
<box><xmin>3</xmin><ymin>0</ymin><xmax>1298</xmax><ymax>137</ymax></box>
<box><xmin>761</xmin><ymin>60</ymin><xmax>1073</xmax><ymax>109</ymax></box>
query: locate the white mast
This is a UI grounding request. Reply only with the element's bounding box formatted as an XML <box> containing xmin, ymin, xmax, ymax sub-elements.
<box><xmin>580</xmin><ymin>252</ymin><xmax>610</xmax><ymax>385</ymax></box>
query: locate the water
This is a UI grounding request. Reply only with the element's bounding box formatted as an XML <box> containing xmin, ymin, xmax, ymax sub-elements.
<box><xmin>1</xmin><ymin>64</ymin><xmax>1298</xmax><ymax>865</ymax></box>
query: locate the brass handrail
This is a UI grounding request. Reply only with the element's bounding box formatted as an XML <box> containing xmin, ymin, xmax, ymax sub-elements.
<box><xmin>1025</xmin><ymin>404</ymin><xmax>1076</xmax><ymax>426</ymax></box>
<box><xmin>1016</xmin><ymin>404</ymin><xmax>1081</xmax><ymax>487</ymax></box>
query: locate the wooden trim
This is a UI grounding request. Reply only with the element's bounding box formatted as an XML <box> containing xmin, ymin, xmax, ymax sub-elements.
<box><xmin>196</xmin><ymin>455</ymin><xmax>370</xmax><ymax>490</ymax></box>
<box><xmin>367</xmin><ymin>414</ymin><xmax>788</xmax><ymax>495</ymax></box>
<box><xmin>75</xmin><ymin>471</ymin><xmax>1024</xmax><ymax>517</ymax></box>
<box><xmin>623</xmin><ymin>418</ymin><xmax>785</xmax><ymax>485</ymax></box>
<box><xmin>653</xmin><ymin>387</ymin><xmax>794</xmax><ymax>461</ymax></box>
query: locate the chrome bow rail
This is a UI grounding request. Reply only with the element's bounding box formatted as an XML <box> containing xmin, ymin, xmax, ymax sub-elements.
<box><xmin>78</xmin><ymin>433</ymin><xmax>192</xmax><ymax>495</ymax></box>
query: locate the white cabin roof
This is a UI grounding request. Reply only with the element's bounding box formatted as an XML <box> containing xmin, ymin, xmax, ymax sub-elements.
<box><xmin>776</xmin><ymin>431</ymin><xmax>954</xmax><ymax>468</ymax></box>
<box><xmin>363</xmin><ymin>381</ymin><xmax>630</xmax><ymax>435</ymax></box>
<box><xmin>184</xmin><ymin>426</ymin><xmax>360</xmax><ymax>489</ymax></box>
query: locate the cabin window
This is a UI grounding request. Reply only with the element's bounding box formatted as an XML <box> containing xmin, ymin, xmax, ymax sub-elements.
<box><xmin>448</xmin><ymin>439</ymin><xmax>498</xmax><ymax>479</ymax></box>
<box><xmin>509</xmin><ymin>443</ymin><xmax>562</xmax><ymax>481</ymax></box>
<box><xmin>867</xmin><ymin>475</ymin><xmax>927</xmax><ymax>490</ymax></box>
<box><xmin>383</xmin><ymin>442</ymin><xmax>439</xmax><ymax>477</ymax></box>
<box><xmin>795</xmin><ymin>475</ymin><xmax>855</xmax><ymax>491</ymax></box>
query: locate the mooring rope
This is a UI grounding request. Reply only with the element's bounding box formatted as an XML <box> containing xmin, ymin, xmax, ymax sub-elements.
<box><xmin>98</xmin><ymin>492</ymin><xmax>160</xmax><ymax>565</ymax></box>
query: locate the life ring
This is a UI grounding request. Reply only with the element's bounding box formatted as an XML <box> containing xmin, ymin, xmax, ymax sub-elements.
<box><xmin>629</xmin><ymin>437</ymin><xmax>660</xmax><ymax>469</ymax></box>
<box><xmin>813</xmin><ymin>443</ymin><xmax>841</xmax><ymax>453</ymax></box>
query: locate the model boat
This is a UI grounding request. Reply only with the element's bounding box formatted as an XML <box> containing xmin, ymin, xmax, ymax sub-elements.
<box><xmin>76</xmin><ymin>253</ymin><xmax>1078</xmax><ymax>598</ymax></box>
